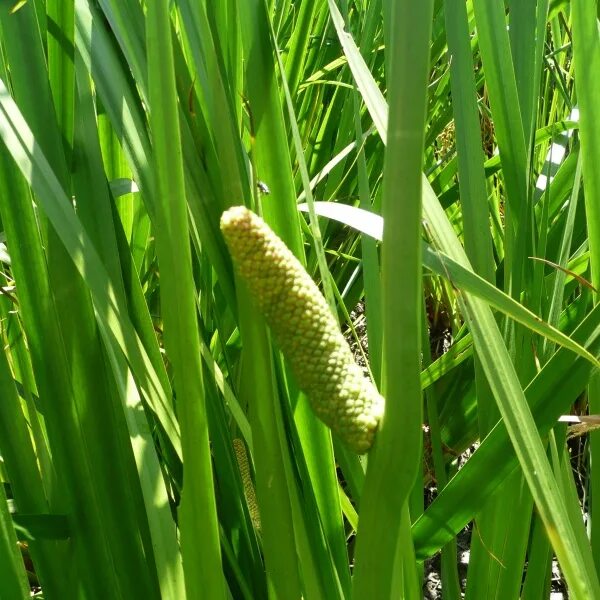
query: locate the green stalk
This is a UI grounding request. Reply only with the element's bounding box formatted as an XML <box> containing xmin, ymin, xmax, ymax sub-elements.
<box><xmin>571</xmin><ymin>0</ymin><xmax>600</xmax><ymax>573</ymax></box>
<box><xmin>350</xmin><ymin>1</ymin><xmax>433</xmax><ymax>597</ymax></box>
<box><xmin>0</xmin><ymin>482</ymin><xmax>29</xmax><ymax>599</ymax></box>
<box><xmin>145</xmin><ymin>2</ymin><xmax>225</xmax><ymax>598</ymax></box>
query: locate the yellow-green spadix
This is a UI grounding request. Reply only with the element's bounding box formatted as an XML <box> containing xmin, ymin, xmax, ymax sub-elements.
<box><xmin>220</xmin><ymin>205</ymin><xmax>384</xmax><ymax>453</ymax></box>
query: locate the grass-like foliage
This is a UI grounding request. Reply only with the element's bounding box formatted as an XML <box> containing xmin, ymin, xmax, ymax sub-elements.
<box><xmin>0</xmin><ymin>1</ymin><xmax>598</xmax><ymax>598</ymax></box>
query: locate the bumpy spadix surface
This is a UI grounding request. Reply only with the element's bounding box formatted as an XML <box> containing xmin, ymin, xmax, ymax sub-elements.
<box><xmin>221</xmin><ymin>205</ymin><xmax>384</xmax><ymax>453</ymax></box>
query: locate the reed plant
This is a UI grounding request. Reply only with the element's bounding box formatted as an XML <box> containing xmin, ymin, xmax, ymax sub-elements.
<box><xmin>0</xmin><ymin>1</ymin><xmax>599</xmax><ymax>598</ymax></box>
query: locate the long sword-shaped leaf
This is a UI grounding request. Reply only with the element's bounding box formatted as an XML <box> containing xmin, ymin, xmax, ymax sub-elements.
<box><xmin>0</xmin><ymin>79</ymin><xmax>181</xmax><ymax>456</ymax></box>
<box><xmin>412</xmin><ymin>300</ymin><xmax>600</xmax><ymax>558</ymax></box>
<box><xmin>329</xmin><ymin>7</ymin><xmax>600</xmax><ymax>595</ymax></box>
<box><xmin>145</xmin><ymin>2</ymin><xmax>225</xmax><ymax>597</ymax></box>
<box><xmin>572</xmin><ymin>0</ymin><xmax>600</xmax><ymax>572</ymax></box>
<box><xmin>298</xmin><ymin>202</ymin><xmax>600</xmax><ymax>368</ymax></box>
<box><xmin>0</xmin><ymin>483</ymin><xmax>29</xmax><ymax>599</ymax></box>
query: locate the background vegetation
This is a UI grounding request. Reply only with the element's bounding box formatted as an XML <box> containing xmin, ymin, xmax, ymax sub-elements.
<box><xmin>0</xmin><ymin>0</ymin><xmax>599</xmax><ymax>598</ymax></box>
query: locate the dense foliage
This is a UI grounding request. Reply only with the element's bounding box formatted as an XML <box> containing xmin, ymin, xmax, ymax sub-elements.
<box><xmin>0</xmin><ymin>1</ymin><xmax>599</xmax><ymax>598</ymax></box>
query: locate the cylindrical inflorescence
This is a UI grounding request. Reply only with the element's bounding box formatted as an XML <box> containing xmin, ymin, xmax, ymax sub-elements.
<box><xmin>233</xmin><ymin>438</ymin><xmax>261</xmax><ymax>532</ymax></box>
<box><xmin>221</xmin><ymin>205</ymin><xmax>384</xmax><ymax>453</ymax></box>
